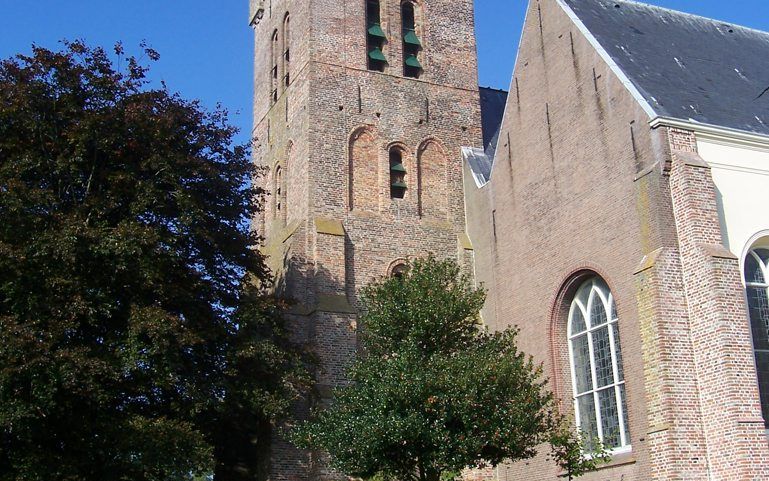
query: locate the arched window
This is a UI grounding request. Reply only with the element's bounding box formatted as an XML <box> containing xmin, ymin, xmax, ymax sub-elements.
<box><xmin>390</xmin><ymin>263</ymin><xmax>408</xmax><ymax>279</ymax></box>
<box><xmin>274</xmin><ymin>165</ymin><xmax>283</xmax><ymax>219</ymax></box>
<box><xmin>270</xmin><ymin>29</ymin><xmax>279</xmax><ymax>104</ymax></box>
<box><xmin>389</xmin><ymin>148</ymin><xmax>407</xmax><ymax>199</ymax></box>
<box><xmin>568</xmin><ymin>277</ymin><xmax>630</xmax><ymax>451</ymax></box>
<box><xmin>401</xmin><ymin>2</ymin><xmax>422</xmax><ymax>78</ymax></box>
<box><xmin>744</xmin><ymin>246</ymin><xmax>769</xmax><ymax>427</ymax></box>
<box><xmin>366</xmin><ymin>0</ymin><xmax>387</xmax><ymax>71</ymax></box>
<box><xmin>282</xmin><ymin>13</ymin><xmax>291</xmax><ymax>88</ymax></box>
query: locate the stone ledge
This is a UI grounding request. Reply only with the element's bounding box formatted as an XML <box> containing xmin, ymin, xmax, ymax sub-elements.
<box><xmin>289</xmin><ymin>295</ymin><xmax>357</xmax><ymax>316</ymax></box>
<box><xmin>699</xmin><ymin>243</ymin><xmax>738</xmax><ymax>260</ymax></box>
<box><xmin>282</xmin><ymin>220</ymin><xmax>302</xmax><ymax>244</ymax></box>
<box><xmin>674</xmin><ymin>151</ymin><xmax>710</xmax><ymax>169</ymax></box>
<box><xmin>459</xmin><ymin>232</ymin><xmax>474</xmax><ymax>251</ymax></box>
<box><xmin>634</xmin><ymin>247</ymin><xmax>665</xmax><ymax>274</ymax></box>
<box><xmin>315</xmin><ymin>217</ymin><xmax>345</xmax><ymax>236</ymax></box>
<box><xmin>317</xmin><ymin>294</ymin><xmax>356</xmax><ymax>314</ymax></box>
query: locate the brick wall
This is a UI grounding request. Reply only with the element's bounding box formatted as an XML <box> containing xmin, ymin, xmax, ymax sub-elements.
<box><xmin>252</xmin><ymin>1</ymin><xmax>483</xmax><ymax>480</ymax></box>
<box><xmin>464</xmin><ymin>1</ymin><xmax>769</xmax><ymax>480</ymax></box>
<box><xmin>465</xmin><ymin>0</ymin><xmax>679</xmax><ymax>479</ymax></box>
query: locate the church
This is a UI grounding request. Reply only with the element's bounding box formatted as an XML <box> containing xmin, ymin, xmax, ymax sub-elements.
<box><xmin>249</xmin><ymin>0</ymin><xmax>769</xmax><ymax>479</ymax></box>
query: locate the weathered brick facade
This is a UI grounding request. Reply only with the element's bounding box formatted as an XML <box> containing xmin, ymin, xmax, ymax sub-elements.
<box><xmin>250</xmin><ymin>1</ymin><xmax>482</xmax><ymax>480</ymax></box>
<box><xmin>252</xmin><ymin>0</ymin><xmax>769</xmax><ymax>479</ymax></box>
<box><xmin>464</xmin><ymin>0</ymin><xmax>769</xmax><ymax>479</ymax></box>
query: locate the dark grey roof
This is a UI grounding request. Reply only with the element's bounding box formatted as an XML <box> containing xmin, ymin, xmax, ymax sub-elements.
<box><xmin>463</xmin><ymin>147</ymin><xmax>493</xmax><ymax>185</ymax></box>
<box><xmin>479</xmin><ymin>87</ymin><xmax>509</xmax><ymax>156</ymax></box>
<box><xmin>565</xmin><ymin>0</ymin><xmax>769</xmax><ymax>135</ymax></box>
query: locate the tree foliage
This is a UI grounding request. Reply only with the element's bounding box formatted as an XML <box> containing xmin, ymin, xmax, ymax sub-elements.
<box><xmin>0</xmin><ymin>41</ymin><xmax>309</xmax><ymax>481</ymax></box>
<box><xmin>293</xmin><ymin>257</ymin><xmax>604</xmax><ymax>481</ymax></box>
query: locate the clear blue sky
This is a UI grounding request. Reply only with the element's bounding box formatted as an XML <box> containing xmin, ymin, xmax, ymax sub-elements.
<box><xmin>2</xmin><ymin>1</ymin><xmax>768</xmax><ymax>144</ymax></box>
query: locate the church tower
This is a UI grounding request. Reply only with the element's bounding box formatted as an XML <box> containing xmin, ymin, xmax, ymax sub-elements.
<box><xmin>249</xmin><ymin>0</ymin><xmax>483</xmax><ymax>479</ymax></box>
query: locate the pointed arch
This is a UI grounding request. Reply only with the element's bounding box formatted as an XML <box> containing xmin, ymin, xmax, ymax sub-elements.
<box><xmin>349</xmin><ymin>126</ymin><xmax>379</xmax><ymax>212</ymax></box>
<box><xmin>270</xmin><ymin>29</ymin><xmax>279</xmax><ymax>104</ymax></box>
<box><xmin>282</xmin><ymin>12</ymin><xmax>291</xmax><ymax>88</ymax></box>
<box><xmin>401</xmin><ymin>0</ymin><xmax>424</xmax><ymax>78</ymax></box>
<box><xmin>285</xmin><ymin>140</ymin><xmax>297</xmax><ymax>224</ymax></box>
<box><xmin>550</xmin><ymin>269</ymin><xmax>630</xmax><ymax>454</ymax></box>
<box><xmin>742</xmin><ymin>233</ymin><xmax>769</xmax><ymax>428</ymax></box>
<box><xmin>417</xmin><ymin>138</ymin><xmax>448</xmax><ymax>219</ymax></box>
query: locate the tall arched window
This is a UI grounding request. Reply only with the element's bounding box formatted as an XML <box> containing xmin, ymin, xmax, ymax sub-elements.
<box><xmin>282</xmin><ymin>13</ymin><xmax>291</xmax><ymax>88</ymax></box>
<box><xmin>568</xmin><ymin>277</ymin><xmax>630</xmax><ymax>451</ymax></box>
<box><xmin>366</xmin><ymin>0</ymin><xmax>387</xmax><ymax>71</ymax></box>
<box><xmin>744</xmin><ymin>246</ymin><xmax>769</xmax><ymax>427</ymax></box>
<box><xmin>401</xmin><ymin>2</ymin><xmax>422</xmax><ymax>78</ymax></box>
<box><xmin>274</xmin><ymin>165</ymin><xmax>283</xmax><ymax>220</ymax></box>
<box><xmin>270</xmin><ymin>29</ymin><xmax>279</xmax><ymax>104</ymax></box>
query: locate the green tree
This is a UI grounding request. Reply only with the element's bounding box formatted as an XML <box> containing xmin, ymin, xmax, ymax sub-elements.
<box><xmin>549</xmin><ymin>424</ymin><xmax>611</xmax><ymax>480</ymax></box>
<box><xmin>0</xmin><ymin>41</ymin><xmax>309</xmax><ymax>481</ymax></box>
<box><xmin>293</xmin><ymin>257</ymin><xmax>604</xmax><ymax>481</ymax></box>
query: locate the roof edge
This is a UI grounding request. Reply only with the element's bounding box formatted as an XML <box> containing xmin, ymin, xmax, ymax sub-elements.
<box><xmin>650</xmin><ymin>116</ymin><xmax>769</xmax><ymax>151</ymax></box>
<box><xmin>554</xmin><ymin>0</ymin><xmax>657</xmax><ymax>119</ymax></box>
<box><xmin>487</xmin><ymin>0</ymin><xmax>532</xmax><ymax>181</ymax></box>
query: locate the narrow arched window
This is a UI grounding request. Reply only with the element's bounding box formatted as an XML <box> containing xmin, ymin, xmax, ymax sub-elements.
<box><xmin>389</xmin><ymin>148</ymin><xmax>407</xmax><ymax>199</ymax></box>
<box><xmin>744</xmin><ymin>246</ymin><xmax>769</xmax><ymax>427</ymax></box>
<box><xmin>274</xmin><ymin>165</ymin><xmax>283</xmax><ymax>218</ymax></box>
<box><xmin>270</xmin><ymin>29</ymin><xmax>279</xmax><ymax>104</ymax></box>
<box><xmin>568</xmin><ymin>277</ymin><xmax>630</xmax><ymax>452</ymax></box>
<box><xmin>282</xmin><ymin>13</ymin><xmax>291</xmax><ymax>88</ymax></box>
<box><xmin>366</xmin><ymin>0</ymin><xmax>387</xmax><ymax>71</ymax></box>
<box><xmin>402</xmin><ymin>2</ymin><xmax>422</xmax><ymax>78</ymax></box>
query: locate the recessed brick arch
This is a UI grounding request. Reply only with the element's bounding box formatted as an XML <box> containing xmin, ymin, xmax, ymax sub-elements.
<box><xmin>548</xmin><ymin>265</ymin><xmax>622</xmax><ymax>411</ymax></box>
<box><xmin>417</xmin><ymin>137</ymin><xmax>448</xmax><ymax>219</ymax></box>
<box><xmin>386</xmin><ymin>257</ymin><xmax>410</xmax><ymax>278</ymax></box>
<box><xmin>348</xmin><ymin>125</ymin><xmax>379</xmax><ymax>212</ymax></box>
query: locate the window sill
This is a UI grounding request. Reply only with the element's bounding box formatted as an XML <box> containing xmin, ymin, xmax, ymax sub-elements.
<box><xmin>594</xmin><ymin>450</ymin><xmax>636</xmax><ymax>471</ymax></box>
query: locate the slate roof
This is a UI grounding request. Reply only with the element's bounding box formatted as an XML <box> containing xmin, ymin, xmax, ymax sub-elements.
<box><xmin>565</xmin><ymin>0</ymin><xmax>769</xmax><ymax>135</ymax></box>
<box><xmin>465</xmin><ymin>87</ymin><xmax>508</xmax><ymax>185</ymax></box>
<box><xmin>479</xmin><ymin>87</ymin><xmax>509</xmax><ymax>156</ymax></box>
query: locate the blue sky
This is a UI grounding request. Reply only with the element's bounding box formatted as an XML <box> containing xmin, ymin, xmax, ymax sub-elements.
<box><xmin>2</xmin><ymin>1</ymin><xmax>768</xmax><ymax>144</ymax></box>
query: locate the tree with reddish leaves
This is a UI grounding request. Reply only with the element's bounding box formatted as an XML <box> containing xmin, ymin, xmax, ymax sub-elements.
<box><xmin>0</xmin><ymin>41</ymin><xmax>309</xmax><ymax>481</ymax></box>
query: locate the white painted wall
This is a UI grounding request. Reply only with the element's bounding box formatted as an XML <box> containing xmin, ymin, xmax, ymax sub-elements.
<box><xmin>697</xmin><ymin>137</ymin><xmax>769</xmax><ymax>260</ymax></box>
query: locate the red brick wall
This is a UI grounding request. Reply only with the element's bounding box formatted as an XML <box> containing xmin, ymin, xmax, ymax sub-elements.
<box><xmin>465</xmin><ymin>0</ymin><xmax>680</xmax><ymax>478</ymax></box>
<box><xmin>666</xmin><ymin>130</ymin><xmax>768</xmax><ymax>480</ymax></box>
<box><xmin>464</xmin><ymin>0</ymin><xmax>769</xmax><ymax>479</ymax></box>
<box><xmin>252</xmin><ymin>1</ymin><xmax>483</xmax><ymax>480</ymax></box>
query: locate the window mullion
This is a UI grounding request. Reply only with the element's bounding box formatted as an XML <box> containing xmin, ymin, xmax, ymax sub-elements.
<box><xmin>585</xmin><ymin>316</ymin><xmax>603</xmax><ymax>442</ymax></box>
<box><xmin>606</xmin><ymin>316</ymin><xmax>626</xmax><ymax>446</ymax></box>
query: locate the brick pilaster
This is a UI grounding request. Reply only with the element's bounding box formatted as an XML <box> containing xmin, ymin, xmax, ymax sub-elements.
<box><xmin>667</xmin><ymin>128</ymin><xmax>769</xmax><ymax>480</ymax></box>
<box><xmin>635</xmin><ymin>247</ymin><xmax>709</xmax><ymax>480</ymax></box>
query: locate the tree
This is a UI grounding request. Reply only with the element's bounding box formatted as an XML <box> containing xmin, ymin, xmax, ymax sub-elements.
<box><xmin>0</xmin><ymin>41</ymin><xmax>309</xmax><ymax>481</ymax></box>
<box><xmin>293</xmin><ymin>257</ymin><xmax>604</xmax><ymax>481</ymax></box>
<box><xmin>549</xmin><ymin>424</ymin><xmax>610</xmax><ymax>481</ymax></box>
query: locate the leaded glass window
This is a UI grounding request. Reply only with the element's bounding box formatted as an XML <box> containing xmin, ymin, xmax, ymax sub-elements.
<box><xmin>568</xmin><ymin>277</ymin><xmax>630</xmax><ymax>452</ymax></box>
<box><xmin>744</xmin><ymin>247</ymin><xmax>769</xmax><ymax>427</ymax></box>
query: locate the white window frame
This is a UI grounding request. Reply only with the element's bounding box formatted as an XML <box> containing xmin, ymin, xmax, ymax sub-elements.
<box><xmin>567</xmin><ymin>278</ymin><xmax>631</xmax><ymax>454</ymax></box>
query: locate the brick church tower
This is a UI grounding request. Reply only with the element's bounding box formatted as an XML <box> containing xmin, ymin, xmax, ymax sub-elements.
<box><xmin>249</xmin><ymin>0</ymin><xmax>483</xmax><ymax>479</ymax></box>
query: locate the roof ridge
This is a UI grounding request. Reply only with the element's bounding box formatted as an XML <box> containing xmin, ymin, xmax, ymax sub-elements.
<box><xmin>606</xmin><ymin>0</ymin><xmax>769</xmax><ymax>38</ymax></box>
<box><xmin>479</xmin><ymin>86</ymin><xmax>509</xmax><ymax>94</ymax></box>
